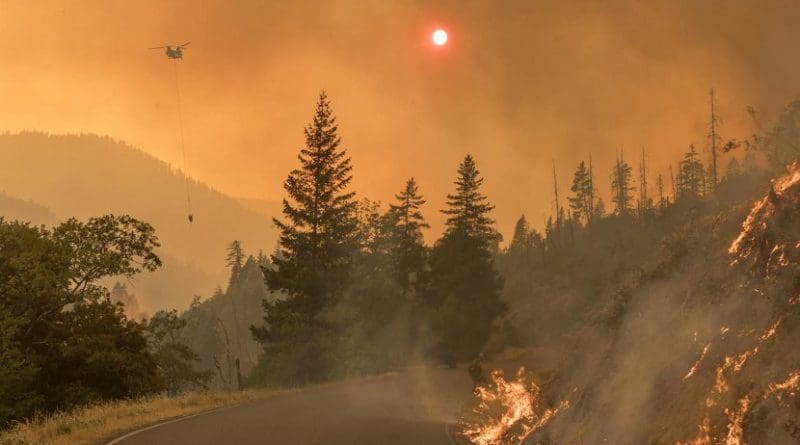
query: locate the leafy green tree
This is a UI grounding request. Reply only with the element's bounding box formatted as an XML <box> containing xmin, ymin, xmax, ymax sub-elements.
<box><xmin>252</xmin><ymin>91</ymin><xmax>358</xmax><ymax>385</ymax></box>
<box><xmin>426</xmin><ymin>155</ymin><xmax>505</xmax><ymax>360</ymax></box>
<box><xmin>0</xmin><ymin>216</ymin><xmax>162</xmax><ymax>425</ymax></box>
<box><xmin>147</xmin><ymin>310</ymin><xmax>212</xmax><ymax>396</ymax></box>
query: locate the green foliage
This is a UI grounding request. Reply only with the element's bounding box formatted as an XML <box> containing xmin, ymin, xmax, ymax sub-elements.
<box><xmin>182</xmin><ymin>250</ymin><xmax>271</xmax><ymax>389</ymax></box>
<box><xmin>441</xmin><ymin>155</ymin><xmax>500</xmax><ymax>243</ymax></box>
<box><xmin>426</xmin><ymin>155</ymin><xmax>505</xmax><ymax>360</ymax></box>
<box><xmin>676</xmin><ymin>144</ymin><xmax>706</xmax><ymax>200</ymax></box>
<box><xmin>0</xmin><ymin>132</ymin><xmax>281</xmax><ymax>310</ymax></box>
<box><xmin>498</xmin><ymin>148</ymin><xmax>770</xmax><ymax>355</ymax></box>
<box><xmin>0</xmin><ymin>216</ymin><xmax>162</xmax><ymax>426</ymax></box>
<box><xmin>253</xmin><ymin>92</ymin><xmax>358</xmax><ymax>385</ymax></box>
<box><xmin>386</xmin><ymin>178</ymin><xmax>429</xmax><ymax>297</ymax></box>
<box><xmin>225</xmin><ymin>240</ymin><xmax>245</xmax><ymax>287</ymax></box>
<box><xmin>146</xmin><ymin>310</ymin><xmax>212</xmax><ymax>396</ymax></box>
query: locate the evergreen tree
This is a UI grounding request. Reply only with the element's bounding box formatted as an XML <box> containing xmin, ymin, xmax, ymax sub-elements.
<box><xmin>725</xmin><ymin>157</ymin><xmax>743</xmax><ymax>181</ymax></box>
<box><xmin>225</xmin><ymin>240</ymin><xmax>245</xmax><ymax>287</ymax></box>
<box><xmin>252</xmin><ymin>91</ymin><xmax>358</xmax><ymax>385</ymax></box>
<box><xmin>334</xmin><ymin>199</ymin><xmax>407</xmax><ymax>372</ymax></box>
<box><xmin>568</xmin><ymin>161</ymin><xmax>594</xmax><ymax>224</ymax></box>
<box><xmin>441</xmin><ymin>155</ymin><xmax>501</xmax><ymax>243</ymax></box>
<box><xmin>611</xmin><ymin>152</ymin><xmax>635</xmax><ymax>216</ymax></box>
<box><xmin>256</xmin><ymin>250</ymin><xmax>269</xmax><ymax>269</ymax></box>
<box><xmin>594</xmin><ymin>197</ymin><xmax>607</xmax><ymax>219</ymax></box>
<box><xmin>386</xmin><ymin>178</ymin><xmax>429</xmax><ymax>296</ymax></box>
<box><xmin>427</xmin><ymin>155</ymin><xmax>505</xmax><ymax>360</ymax></box>
<box><xmin>509</xmin><ymin>215</ymin><xmax>531</xmax><ymax>254</ymax></box>
<box><xmin>656</xmin><ymin>173</ymin><xmax>669</xmax><ymax>210</ymax></box>
<box><xmin>676</xmin><ymin>144</ymin><xmax>706</xmax><ymax>200</ymax></box>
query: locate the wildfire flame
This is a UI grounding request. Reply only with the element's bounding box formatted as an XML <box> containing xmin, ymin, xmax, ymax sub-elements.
<box><xmin>459</xmin><ymin>367</ymin><xmax>568</xmax><ymax>445</ymax></box>
<box><xmin>684</xmin><ymin>343</ymin><xmax>711</xmax><ymax>381</ymax></box>
<box><xmin>729</xmin><ymin>163</ymin><xmax>800</xmax><ymax>272</ymax></box>
<box><xmin>677</xmin><ymin>315</ymin><xmax>800</xmax><ymax>445</ymax></box>
<box><xmin>723</xmin><ymin>395</ymin><xmax>751</xmax><ymax>445</ymax></box>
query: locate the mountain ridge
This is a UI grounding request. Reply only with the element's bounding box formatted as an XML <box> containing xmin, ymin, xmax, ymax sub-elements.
<box><xmin>0</xmin><ymin>131</ymin><xmax>280</xmax><ymax>309</ymax></box>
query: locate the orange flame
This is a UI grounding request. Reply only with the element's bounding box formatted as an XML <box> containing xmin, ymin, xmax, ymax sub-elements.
<box><xmin>460</xmin><ymin>367</ymin><xmax>568</xmax><ymax>445</ymax></box>
<box><xmin>723</xmin><ymin>395</ymin><xmax>751</xmax><ymax>445</ymax></box>
<box><xmin>684</xmin><ymin>343</ymin><xmax>711</xmax><ymax>381</ymax></box>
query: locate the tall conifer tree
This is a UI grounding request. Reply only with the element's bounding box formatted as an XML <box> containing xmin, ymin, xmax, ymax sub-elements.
<box><xmin>427</xmin><ymin>155</ymin><xmax>504</xmax><ymax>360</ymax></box>
<box><xmin>569</xmin><ymin>161</ymin><xmax>593</xmax><ymax>224</ymax></box>
<box><xmin>676</xmin><ymin>144</ymin><xmax>706</xmax><ymax>200</ymax></box>
<box><xmin>611</xmin><ymin>151</ymin><xmax>635</xmax><ymax>216</ymax></box>
<box><xmin>253</xmin><ymin>92</ymin><xmax>357</xmax><ymax>384</ymax></box>
<box><xmin>387</xmin><ymin>178</ymin><xmax>429</xmax><ymax>296</ymax></box>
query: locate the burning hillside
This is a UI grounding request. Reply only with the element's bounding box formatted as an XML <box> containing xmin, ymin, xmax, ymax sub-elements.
<box><xmin>730</xmin><ymin>162</ymin><xmax>800</xmax><ymax>276</ymax></box>
<box><xmin>461</xmin><ymin>164</ymin><xmax>800</xmax><ymax>444</ymax></box>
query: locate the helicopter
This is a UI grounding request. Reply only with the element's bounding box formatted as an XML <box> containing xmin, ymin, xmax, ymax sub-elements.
<box><xmin>149</xmin><ymin>41</ymin><xmax>191</xmax><ymax>60</ymax></box>
<box><xmin>148</xmin><ymin>40</ymin><xmax>195</xmax><ymax>224</ymax></box>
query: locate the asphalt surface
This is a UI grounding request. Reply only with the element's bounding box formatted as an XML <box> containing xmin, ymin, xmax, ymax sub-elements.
<box><xmin>111</xmin><ymin>367</ymin><xmax>472</xmax><ymax>445</ymax></box>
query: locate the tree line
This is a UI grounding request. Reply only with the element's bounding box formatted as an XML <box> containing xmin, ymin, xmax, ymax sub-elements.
<box><xmin>3</xmin><ymin>88</ymin><xmax>797</xmax><ymax>426</ymax></box>
<box><xmin>248</xmin><ymin>92</ymin><xmax>505</xmax><ymax>385</ymax></box>
<box><xmin>0</xmin><ymin>216</ymin><xmax>209</xmax><ymax>426</ymax></box>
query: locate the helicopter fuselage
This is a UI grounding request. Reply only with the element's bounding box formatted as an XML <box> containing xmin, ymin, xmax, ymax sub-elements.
<box><xmin>165</xmin><ymin>47</ymin><xmax>183</xmax><ymax>60</ymax></box>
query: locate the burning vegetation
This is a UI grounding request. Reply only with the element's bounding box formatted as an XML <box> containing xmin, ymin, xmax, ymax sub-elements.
<box><xmin>465</xmin><ymin>148</ymin><xmax>800</xmax><ymax>443</ymax></box>
<box><xmin>459</xmin><ymin>368</ymin><xmax>569</xmax><ymax>445</ymax></box>
<box><xmin>669</xmin><ymin>164</ymin><xmax>800</xmax><ymax>445</ymax></box>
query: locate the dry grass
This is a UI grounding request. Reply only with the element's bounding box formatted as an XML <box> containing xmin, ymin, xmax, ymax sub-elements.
<box><xmin>0</xmin><ymin>389</ymin><xmax>279</xmax><ymax>445</ymax></box>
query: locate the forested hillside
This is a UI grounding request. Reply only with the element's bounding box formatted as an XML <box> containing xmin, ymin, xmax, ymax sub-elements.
<box><xmin>0</xmin><ymin>132</ymin><xmax>279</xmax><ymax>309</ymax></box>
<box><xmin>459</xmin><ymin>100</ymin><xmax>800</xmax><ymax>443</ymax></box>
<box><xmin>0</xmin><ymin>191</ymin><xmax>57</xmax><ymax>226</ymax></box>
<box><xmin>6</xmin><ymin>91</ymin><xmax>800</xmax><ymax>444</ymax></box>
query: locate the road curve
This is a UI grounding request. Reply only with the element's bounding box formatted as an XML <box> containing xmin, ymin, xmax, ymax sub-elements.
<box><xmin>110</xmin><ymin>367</ymin><xmax>472</xmax><ymax>445</ymax></box>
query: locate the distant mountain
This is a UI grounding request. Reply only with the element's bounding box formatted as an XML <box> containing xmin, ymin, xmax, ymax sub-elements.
<box><xmin>0</xmin><ymin>132</ymin><xmax>278</xmax><ymax>310</ymax></box>
<box><xmin>0</xmin><ymin>191</ymin><xmax>58</xmax><ymax>226</ymax></box>
<box><xmin>236</xmin><ymin>197</ymin><xmax>283</xmax><ymax>224</ymax></box>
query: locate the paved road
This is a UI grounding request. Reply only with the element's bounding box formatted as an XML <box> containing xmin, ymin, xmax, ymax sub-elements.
<box><xmin>113</xmin><ymin>367</ymin><xmax>472</xmax><ymax>445</ymax></box>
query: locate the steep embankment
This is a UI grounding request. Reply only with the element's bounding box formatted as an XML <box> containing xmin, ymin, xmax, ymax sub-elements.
<box><xmin>0</xmin><ymin>132</ymin><xmax>279</xmax><ymax>310</ymax></box>
<box><xmin>463</xmin><ymin>166</ymin><xmax>800</xmax><ymax>444</ymax></box>
<box><xmin>539</xmin><ymin>168</ymin><xmax>800</xmax><ymax>444</ymax></box>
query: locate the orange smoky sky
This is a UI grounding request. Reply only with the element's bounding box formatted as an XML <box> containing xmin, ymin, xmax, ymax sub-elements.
<box><xmin>1</xmin><ymin>0</ymin><xmax>800</xmax><ymax>240</ymax></box>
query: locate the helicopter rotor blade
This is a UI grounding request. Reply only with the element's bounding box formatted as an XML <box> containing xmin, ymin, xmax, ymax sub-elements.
<box><xmin>148</xmin><ymin>46</ymin><xmax>167</xmax><ymax>50</ymax></box>
<box><xmin>178</xmin><ymin>41</ymin><xmax>191</xmax><ymax>48</ymax></box>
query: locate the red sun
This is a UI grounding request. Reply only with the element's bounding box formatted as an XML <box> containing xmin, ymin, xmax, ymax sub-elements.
<box><xmin>432</xmin><ymin>29</ymin><xmax>448</xmax><ymax>46</ymax></box>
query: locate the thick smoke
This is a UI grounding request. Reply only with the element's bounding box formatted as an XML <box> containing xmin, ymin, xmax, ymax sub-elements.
<box><xmin>2</xmin><ymin>1</ymin><xmax>800</xmax><ymax>240</ymax></box>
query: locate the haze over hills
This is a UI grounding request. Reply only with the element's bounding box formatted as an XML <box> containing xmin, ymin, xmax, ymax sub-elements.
<box><xmin>236</xmin><ymin>197</ymin><xmax>284</xmax><ymax>227</ymax></box>
<box><xmin>0</xmin><ymin>191</ymin><xmax>58</xmax><ymax>226</ymax></box>
<box><xmin>0</xmin><ymin>132</ymin><xmax>280</xmax><ymax>310</ymax></box>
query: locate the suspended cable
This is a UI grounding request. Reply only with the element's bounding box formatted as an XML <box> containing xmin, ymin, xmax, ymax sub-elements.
<box><xmin>172</xmin><ymin>60</ymin><xmax>194</xmax><ymax>223</ymax></box>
